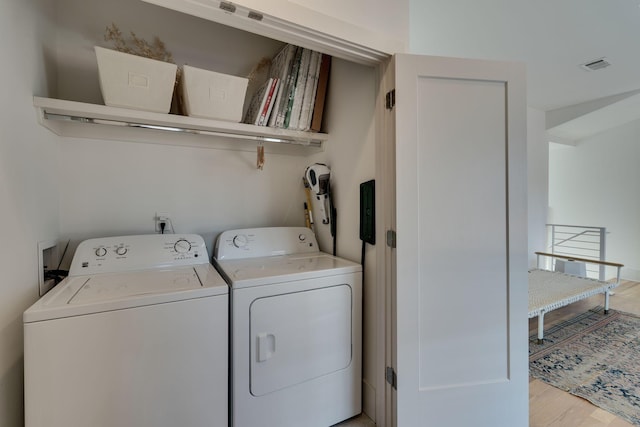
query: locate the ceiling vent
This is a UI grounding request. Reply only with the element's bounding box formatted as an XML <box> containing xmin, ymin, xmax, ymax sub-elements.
<box><xmin>580</xmin><ymin>58</ymin><xmax>611</xmax><ymax>71</ymax></box>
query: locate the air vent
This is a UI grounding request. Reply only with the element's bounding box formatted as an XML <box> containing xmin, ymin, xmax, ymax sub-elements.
<box><xmin>580</xmin><ymin>58</ymin><xmax>611</xmax><ymax>71</ymax></box>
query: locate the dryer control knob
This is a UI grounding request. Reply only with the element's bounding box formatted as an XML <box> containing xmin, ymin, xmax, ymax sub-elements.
<box><xmin>174</xmin><ymin>239</ymin><xmax>191</xmax><ymax>253</ymax></box>
<box><xmin>232</xmin><ymin>234</ymin><xmax>248</xmax><ymax>248</ymax></box>
<box><xmin>115</xmin><ymin>246</ymin><xmax>128</xmax><ymax>256</ymax></box>
<box><xmin>95</xmin><ymin>247</ymin><xmax>107</xmax><ymax>257</ymax></box>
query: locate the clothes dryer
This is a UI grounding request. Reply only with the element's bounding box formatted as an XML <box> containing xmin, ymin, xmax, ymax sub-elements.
<box><xmin>214</xmin><ymin>227</ymin><xmax>362</xmax><ymax>427</ymax></box>
<box><xmin>24</xmin><ymin>234</ymin><xmax>228</xmax><ymax>427</ymax></box>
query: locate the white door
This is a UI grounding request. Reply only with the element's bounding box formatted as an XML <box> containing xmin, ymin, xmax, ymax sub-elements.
<box><xmin>390</xmin><ymin>54</ymin><xmax>528</xmax><ymax>427</ymax></box>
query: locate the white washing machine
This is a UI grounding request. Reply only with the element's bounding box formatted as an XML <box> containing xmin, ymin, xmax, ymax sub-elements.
<box><xmin>213</xmin><ymin>227</ymin><xmax>362</xmax><ymax>427</ymax></box>
<box><xmin>23</xmin><ymin>234</ymin><xmax>229</xmax><ymax>427</ymax></box>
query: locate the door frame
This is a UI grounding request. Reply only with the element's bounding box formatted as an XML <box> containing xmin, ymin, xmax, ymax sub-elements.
<box><xmin>375</xmin><ymin>56</ymin><xmax>396</xmax><ymax>427</ymax></box>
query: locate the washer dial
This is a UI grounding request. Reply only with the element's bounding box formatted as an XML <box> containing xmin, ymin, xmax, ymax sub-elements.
<box><xmin>115</xmin><ymin>246</ymin><xmax>128</xmax><ymax>256</ymax></box>
<box><xmin>174</xmin><ymin>239</ymin><xmax>192</xmax><ymax>253</ymax></box>
<box><xmin>95</xmin><ymin>247</ymin><xmax>107</xmax><ymax>257</ymax></box>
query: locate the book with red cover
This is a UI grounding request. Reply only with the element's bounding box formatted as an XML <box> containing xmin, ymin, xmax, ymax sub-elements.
<box><xmin>244</xmin><ymin>77</ymin><xmax>278</xmax><ymax>126</ymax></box>
<box><xmin>257</xmin><ymin>78</ymin><xmax>280</xmax><ymax>126</ymax></box>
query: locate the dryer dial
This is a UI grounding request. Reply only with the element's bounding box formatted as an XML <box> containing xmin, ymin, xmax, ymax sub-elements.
<box><xmin>95</xmin><ymin>247</ymin><xmax>107</xmax><ymax>257</ymax></box>
<box><xmin>115</xmin><ymin>246</ymin><xmax>128</xmax><ymax>256</ymax></box>
<box><xmin>232</xmin><ymin>234</ymin><xmax>248</xmax><ymax>248</ymax></box>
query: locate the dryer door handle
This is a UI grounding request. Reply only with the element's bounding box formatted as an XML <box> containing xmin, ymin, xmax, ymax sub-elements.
<box><xmin>256</xmin><ymin>333</ymin><xmax>276</xmax><ymax>362</ymax></box>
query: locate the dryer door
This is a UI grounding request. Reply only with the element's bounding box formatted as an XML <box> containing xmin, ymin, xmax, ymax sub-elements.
<box><xmin>250</xmin><ymin>284</ymin><xmax>352</xmax><ymax>396</ymax></box>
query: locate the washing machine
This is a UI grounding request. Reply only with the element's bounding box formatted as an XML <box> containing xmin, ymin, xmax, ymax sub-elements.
<box><xmin>213</xmin><ymin>226</ymin><xmax>362</xmax><ymax>427</ymax></box>
<box><xmin>23</xmin><ymin>234</ymin><xmax>229</xmax><ymax>427</ymax></box>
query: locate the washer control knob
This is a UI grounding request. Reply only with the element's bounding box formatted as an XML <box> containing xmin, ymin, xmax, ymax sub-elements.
<box><xmin>95</xmin><ymin>247</ymin><xmax>107</xmax><ymax>257</ymax></box>
<box><xmin>233</xmin><ymin>234</ymin><xmax>248</xmax><ymax>248</ymax></box>
<box><xmin>115</xmin><ymin>246</ymin><xmax>128</xmax><ymax>256</ymax></box>
<box><xmin>174</xmin><ymin>239</ymin><xmax>191</xmax><ymax>253</ymax></box>
<box><xmin>298</xmin><ymin>233</ymin><xmax>306</xmax><ymax>241</ymax></box>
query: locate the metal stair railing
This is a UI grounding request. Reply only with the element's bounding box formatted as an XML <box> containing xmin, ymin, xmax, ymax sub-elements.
<box><xmin>546</xmin><ymin>224</ymin><xmax>607</xmax><ymax>280</ymax></box>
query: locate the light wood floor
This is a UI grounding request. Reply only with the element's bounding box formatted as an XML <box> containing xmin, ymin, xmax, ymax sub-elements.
<box><xmin>336</xmin><ymin>413</ymin><xmax>375</xmax><ymax>426</ymax></box>
<box><xmin>529</xmin><ymin>279</ymin><xmax>640</xmax><ymax>427</ymax></box>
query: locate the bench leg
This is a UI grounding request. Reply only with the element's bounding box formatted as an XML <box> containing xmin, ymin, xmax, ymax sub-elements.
<box><xmin>537</xmin><ymin>311</ymin><xmax>545</xmax><ymax>344</ymax></box>
<box><xmin>604</xmin><ymin>290</ymin><xmax>610</xmax><ymax>315</ymax></box>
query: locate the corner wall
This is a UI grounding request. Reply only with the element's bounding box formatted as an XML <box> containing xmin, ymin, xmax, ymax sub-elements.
<box><xmin>527</xmin><ymin>107</ymin><xmax>548</xmax><ymax>266</ymax></box>
<box><xmin>0</xmin><ymin>1</ymin><xmax>59</xmax><ymax>426</ymax></box>
<box><xmin>549</xmin><ymin>120</ymin><xmax>640</xmax><ymax>280</ymax></box>
<box><xmin>310</xmin><ymin>58</ymin><xmax>378</xmax><ymax>419</ymax></box>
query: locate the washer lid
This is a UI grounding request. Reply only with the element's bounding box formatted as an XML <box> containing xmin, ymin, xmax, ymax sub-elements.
<box><xmin>214</xmin><ymin>252</ymin><xmax>361</xmax><ymax>289</ymax></box>
<box><xmin>23</xmin><ymin>264</ymin><xmax>228</xmax><ymax>323</ymax></box>
<box><xmin>71</xmin><ymin>268</ymin><xmax>201</xmax><ymax>304</ymax></box>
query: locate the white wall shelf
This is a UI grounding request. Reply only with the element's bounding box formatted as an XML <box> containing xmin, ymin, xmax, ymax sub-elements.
<box><xmin>34</xmin><ymin>97</ymin><xmax>327</xmax><ymax>155</ymax></box>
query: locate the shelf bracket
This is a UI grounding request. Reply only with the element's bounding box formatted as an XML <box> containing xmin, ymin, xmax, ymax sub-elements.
<box><xmin>257</xmin><ymin>143</ymin><xmax>265</xmax><ymax>170</ymax></box>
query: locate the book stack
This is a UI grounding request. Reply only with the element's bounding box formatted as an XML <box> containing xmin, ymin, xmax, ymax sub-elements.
<box><xmin>243</xmin><ymin>44</ymin><xmax>331</xmax><ymax>132</ymax></box>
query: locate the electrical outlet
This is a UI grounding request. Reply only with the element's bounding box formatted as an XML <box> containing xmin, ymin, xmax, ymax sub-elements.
<box><xmin>155</xmin><ymin>212</ymin><xmax>171</xmax><ymax>233</ymax></box>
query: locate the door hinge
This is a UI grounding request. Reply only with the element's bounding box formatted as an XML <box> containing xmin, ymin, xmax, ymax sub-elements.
<box><xmin>386</xmin><ymin>230</ymin><xmax>396</xmax><ymax>248</ymax></box>
<box><xmin>385</xmin><ymin>89</ymin><xmax>396</xmax><ymax>110</ymax></box>
<box><xmin>386</xmin><ymin>366</ymin><xmax>397</xmax><ymax>390</ymax></box>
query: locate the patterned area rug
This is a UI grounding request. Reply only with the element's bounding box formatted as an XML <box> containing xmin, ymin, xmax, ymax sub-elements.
<box><xmin>530</xmin><ymin>307</ymin><xmax>640</xmax><ymax>425</ymax></box>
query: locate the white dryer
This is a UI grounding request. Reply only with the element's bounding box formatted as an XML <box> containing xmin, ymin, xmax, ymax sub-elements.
<box><xmin>213</xmin><ymin>227</ymin><xmax>362</xmax><ymax>427</ymax></box>
<box><xmin>23</xmin><ymin>234</ymin><xmax>229</xmax><ymax>427</ymax></box>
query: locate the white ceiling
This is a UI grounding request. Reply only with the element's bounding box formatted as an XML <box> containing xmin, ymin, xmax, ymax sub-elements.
<box><xmin>409</xmin><ymin>0</ymin><xmax>640</xmax><ymax>140</ymax></box>
<box><xmin>546</xmin><ymin>90</ymin><xmax>640</xmax><ymax>142</ymax></box>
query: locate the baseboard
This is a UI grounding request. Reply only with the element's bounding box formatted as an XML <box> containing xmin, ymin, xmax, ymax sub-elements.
<box><xmin>622</xmin><ymin>267</ymin><xmax>640</xmax><ymax>281</ymax></box>
<box><xmin>363</xmin><ymin>378</ymin><xmax>376</xmax><ymax>422</ymax></box>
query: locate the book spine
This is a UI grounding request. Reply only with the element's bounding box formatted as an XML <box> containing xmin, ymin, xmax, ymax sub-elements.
<box><xmin>254</xmin><ymin>78</ymin><xmax>272</xmax><ymax>125</ymax></box>
<box><xmin>258</xmin><ymin>78</ymin><xmax>279</xmax><ymax>126</ymax></box>
<box><xmin>243</xmin><ymin>84</ymin><xmax>263</xmax><ymax>125</ymax></box>
<box><xmin>287</xmin><ymin>48</ymin><xmax>312</xmax><ymax>130</ymax></box>
<box><xmin>279</xmin><ymin>47</ymin><xmax>303</xmax><ymax>129</ymax></box>
<box><xmin>310</xmin><ymin>54</ymin><xmax>332</xmax><ymax>132</ymax></box>
<box><xmin>243</xmin><ymin>78</ymin><xmax>271</xmax><ymax>125</ymax></box>
<box><xmin>298</xmin><ymin>50</ymin><xmax>322</xmax><ymax>131</ymax></box>
<box><xmin>268</xmin><ymin>44</ymin><xmax>295</xmax><ymax>128</ymax></box>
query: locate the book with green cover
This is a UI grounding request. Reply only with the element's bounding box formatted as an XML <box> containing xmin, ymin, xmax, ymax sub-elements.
<box><xmin>281</xmin><ymin>47</ymin><xmax>304</xmax><ymax>129</ymax></box>
<box><xmin>297</xmin><ymin>50</ymin><xmax>322</xmax><ymax>131</ymax></box>
<box><xmin>267</xmin><ymin>44</ymin><xmax>296</xmax><ymax>128</ymax></box>
<box><xmin>287</xmin><ymin>48</ymin><xmax>312</xmax><ymax>130</ymax></box>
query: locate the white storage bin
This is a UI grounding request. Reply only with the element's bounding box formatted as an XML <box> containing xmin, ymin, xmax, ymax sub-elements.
<box><xmin>181</xmin><ymin>65</ymin><xmax>248</xmax><ymax>122</ymax></box>
<box><xmin>94</xmin><ymin>46</ymin><xmax>177</xmax><ymax>113</ymax></box>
